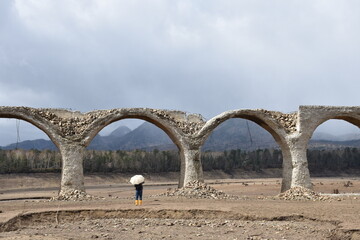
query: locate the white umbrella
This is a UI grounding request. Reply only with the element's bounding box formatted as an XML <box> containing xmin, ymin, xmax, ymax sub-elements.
<box><xmin>130</xmin><ymin>175</ymin><xmax>145</xmax><ymax>185</ymax></box>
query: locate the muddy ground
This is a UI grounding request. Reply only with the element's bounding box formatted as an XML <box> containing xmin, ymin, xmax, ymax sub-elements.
<box><xmin>0</xmin><ymin>172</ymin><xmax>360</xmax><ymax>240</ymax></box>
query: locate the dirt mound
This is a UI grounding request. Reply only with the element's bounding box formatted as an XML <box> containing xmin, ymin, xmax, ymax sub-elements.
<box><xmin>277</xmin><ymin>186</ymin><xmax>331</xmax><ymax>201</ymax></box>
<box><xmin>1</xmin><ymin>209</ymin><xmax>347</xmax><ymax>240</ymax></box>
<box><xmin>162</xmin><ymin>180</ymin><xmax>239</xmax><ymax>200</ymax></box>
<box><xmin>0</xmin><ymin>208</ymin><xmax>330</xmax><ymax>233</ymax></box>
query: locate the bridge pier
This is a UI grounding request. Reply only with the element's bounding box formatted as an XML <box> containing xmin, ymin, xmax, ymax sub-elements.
<box><xmin>289</xmin><ymin>144</ymin><xmax>312</xmax><ymax>190</ymax></box>
<box><xmin>280</xmin><ymin>136</ymin><xmax>312</xmax><ymax>192</ymax></box>
<box><xmin>280</xmin><ymin>145</ymin><xmax>312</xmax><ymax>192</ymax></box>
<box><xmin>179</xmin><ymin>146</ymin><xmax>204</xmax><ymax>188</ymax></box>
<box><xmin>280</xmin><ymin>147</ymin><xmax>293</xmax><ymax>192</ymax></box>
<box><xmin>58</xmin><ymin>142</ymin><xmax>86</xmax><ymax>196</ymax></box>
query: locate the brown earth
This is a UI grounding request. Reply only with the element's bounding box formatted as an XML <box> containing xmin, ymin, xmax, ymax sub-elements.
<box><xmin>1</xmin><ymin>172</ymin><xmax>360</xmax><ymax>240</ymax></box>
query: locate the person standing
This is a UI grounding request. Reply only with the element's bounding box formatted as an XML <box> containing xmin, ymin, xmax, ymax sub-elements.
<box><xmin>134</xmin><ymin>182</ymin><xmax>143</xmax><ymax>206</ymax></box>
<box><xmin>130</xmin><ymin>175</ymin><xmax>145</xmax><ymax>206</ymax></box>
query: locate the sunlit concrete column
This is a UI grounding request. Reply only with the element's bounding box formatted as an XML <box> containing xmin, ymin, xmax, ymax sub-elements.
<box><xmin>178</xmin><ymin>146</ymin><xmax>204</xmax><ymax>188</ymax></box>
<box><xmin>280</xmin><ymin>136</ymin><xmax>312</xmax><ymax>192</ymax></box>
<box><xmin>290</xmin><ymin>146</ymin><xmax>312</xmax><ymax>189</ymax></box>
<box><xmin>286</xmin><ymin>136</ymin><xmax>312</xmax><ymax>191</ymax></box>
<box><xmin>58</xmin><ymin>142</ymin><xmax>86</xmax><ymax>196</ymax></box>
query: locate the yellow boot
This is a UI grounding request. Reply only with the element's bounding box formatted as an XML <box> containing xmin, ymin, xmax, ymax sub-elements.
<box><xmin>139</xmin><ymin>200</ymin><xmax>143</xmax><ymax>205</ymax></box>
<box><xmin>135</xmin><ymin>200</ymin><xmax>138</xmax><ymax>206</ymax></box>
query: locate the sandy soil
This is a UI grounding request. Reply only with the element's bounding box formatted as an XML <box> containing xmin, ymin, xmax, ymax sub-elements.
<box><xmin>1</xmin><ymin>173</ymin><xmax>360</xmax><ymax>240</ymax></box>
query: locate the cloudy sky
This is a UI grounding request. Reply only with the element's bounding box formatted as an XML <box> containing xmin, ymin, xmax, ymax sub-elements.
<box><xmin>1</xmin><ymin>0</ymin><xmax>359</xmax><ymax>145</ymax></box>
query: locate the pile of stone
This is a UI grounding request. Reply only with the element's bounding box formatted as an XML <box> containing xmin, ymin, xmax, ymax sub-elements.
<box><xmin>162</xmin><ymin>180</ymin><xmax>239</xmax><ymax>200</ymax></box>
<box><xmin>260</xmin><ymin>110</ymin><xmax>297</xmax><ymax>133</ymax></box>
<box><xmin>50</xmin><ymin>190</ymin><xmax>102</xmax><ymax>201</ymax></box>
<box><xmin>150</xmin><ymin>109</ymin><xmax>205</xmax><ymax>135</ymax></box>
<box><xmin>277</xmin><ymin>186</ymin><xmax>330</xmax><ymax>201</ymax></box>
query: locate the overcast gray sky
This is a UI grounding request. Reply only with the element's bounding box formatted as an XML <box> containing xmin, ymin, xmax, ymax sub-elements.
<box><xmin>1</xmin><ymin>0</ymin><xmax>360</xmax><ymax>145</ymax></box>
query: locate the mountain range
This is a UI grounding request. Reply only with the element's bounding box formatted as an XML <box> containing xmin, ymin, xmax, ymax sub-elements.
<box><xmin>1</xmin><ymin>119</ymin><xmax>359</xmax><ymax>151</ymax></box>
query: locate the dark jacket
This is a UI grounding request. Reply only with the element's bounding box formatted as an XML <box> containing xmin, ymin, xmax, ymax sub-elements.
<box><xmin>135</xmin><ymin>183</ymin><xmax>143</xmax><ymax>191</ymax></box>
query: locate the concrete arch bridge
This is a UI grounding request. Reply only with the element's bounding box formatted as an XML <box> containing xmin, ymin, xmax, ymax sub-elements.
<box><xmin>0</xmin><ymin>106</ymin><xmax>359</xmax><ymax>197</ymax></box>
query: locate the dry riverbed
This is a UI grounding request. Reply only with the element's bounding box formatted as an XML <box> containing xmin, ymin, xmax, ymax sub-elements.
<box><xmin>1</xmin><ymin>173</ymin><xmax>360</xmax><ymax>239</ymax></box>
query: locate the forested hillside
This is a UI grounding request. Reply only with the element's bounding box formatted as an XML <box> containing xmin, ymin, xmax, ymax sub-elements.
<box><xmin>1</xmin><ymin>147</ymin><xmax>359</xmax><ymax>174</ymax></box>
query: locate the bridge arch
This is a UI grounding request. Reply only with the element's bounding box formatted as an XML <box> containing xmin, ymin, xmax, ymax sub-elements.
<box><xmin>198</xmin><ymin>109</ymin><xmax>288</xmax><ymax>148</ymax></box>
<box><xmin>82</xmin><ymin>108</ymin><xmax>200</xmax><ymax>188</ymax></box>
<box><xmin>307</xmin><ymin>118</ymin><xmax>360</xmax><ymax>194</ymax></box>
<box><xmin>198</xmin><ymin>109</ymin><xmax>295</xmax><ymax>191</ymax></box>
<box><xmin>305</xmin><ymin>115</ymin><xmax>360</xmax><ymax>143</ymax></box>
<box><xmin>0</xmin><ymin>107</ymin><xmax>60</xmax><ymax>150</ymax></box>
<box><xmin>82</xmin><ymin>110</ymin><xmax>185</xmax><ymax>151</ymax></box>
<box><xmin>298</xmin><ymin>106</ymin><xmax>360</xmax><ymax>144</ymax></box>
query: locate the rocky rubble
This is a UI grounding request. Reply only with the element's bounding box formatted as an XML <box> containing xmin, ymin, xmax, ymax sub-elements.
<box><xmin>35</xmin><ymin>107</ymin><xmax>206</xmax><ymax>138</ymax></box>
<box><xmin>50</xmin><ymin>190</ymin><xmax>103</xmax><ymax>201</ymax></box>
<box><xmin>36</xmin><ymin>109</ymin><xmax>112</xmax><ymax>138</ymax></box>
<box><xmin>150</xmin><ymin>109</ymin><xmax>205</xmax><ymax>135</ymax></box>
<box><xmin>276</xmin><ymin>186</ymin><xmax>331</xmax><ymax>201</ymax></box>
<box><xmin>161</xmin><ymin>181</ymin><xmax>239</xmax><ymax>200</ymax></box>
<box><xmin>260</xmin><ymin>110</ymin><xmax>297</xmax><ymax>133</ymax></box>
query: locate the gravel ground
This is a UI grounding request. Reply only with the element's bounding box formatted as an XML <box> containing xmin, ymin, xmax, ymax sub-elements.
<box><xmin>0</xmin><ymin>212</ymin><xmax>344</xmax><ymax>240</ymax></box>
<box><xmin>1</xmin><ymin>175</ymin><xmax>360</xmax><ymax>240</ymax></box>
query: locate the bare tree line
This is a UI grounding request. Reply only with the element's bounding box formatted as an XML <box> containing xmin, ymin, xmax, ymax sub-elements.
<box><xmin>0</xmin><ymin>147</ymin><xmax>359</xmax><ymax>174</ymax></box>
